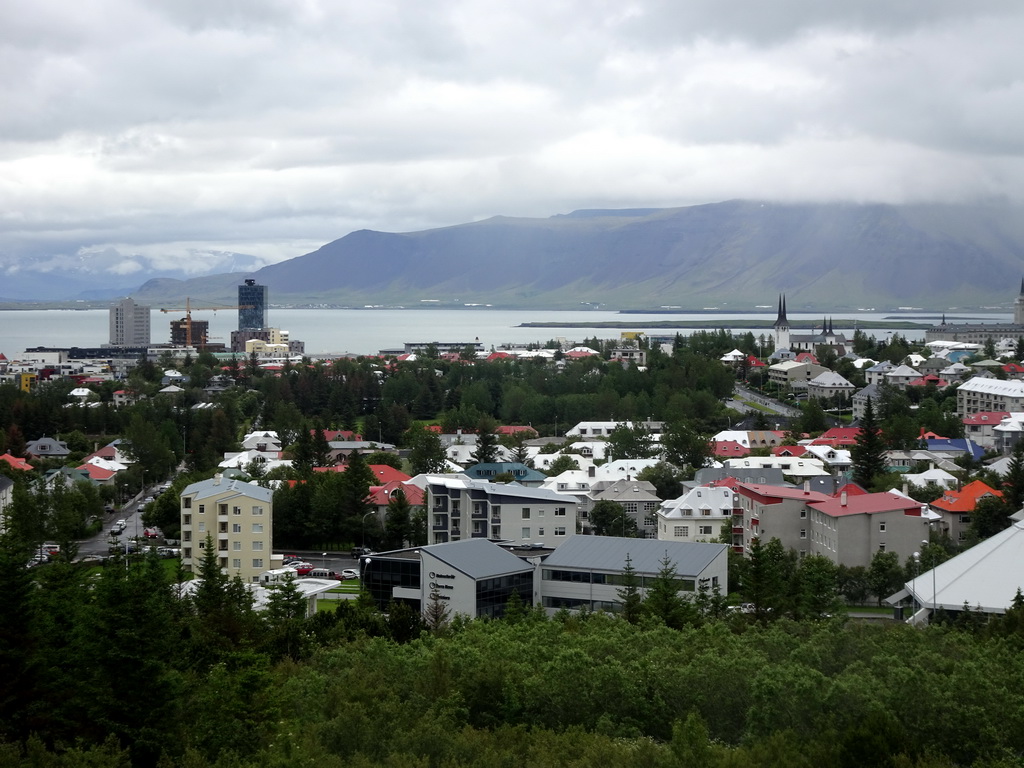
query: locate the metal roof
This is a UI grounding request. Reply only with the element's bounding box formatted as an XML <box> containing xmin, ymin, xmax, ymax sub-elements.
<box><xmin>542</xmin><ymin>535</ymin><xmax>726</xmax><ymax>577</ymax></box>
<box><xmin>419</xmin><ymin>538</ymin><xmax>534</xmax><ymax>579</ymax></box>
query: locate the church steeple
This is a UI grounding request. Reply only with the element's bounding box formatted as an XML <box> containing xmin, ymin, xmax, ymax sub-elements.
<box><xmin>1016</xmin><ymin>279</ymin><xmax>1024</xmax><ymax>325</ymax></box>
<box><xmin>773</xmin><ymin>294</ymin><xmax>791</xmax><ymax>351</ymax></box>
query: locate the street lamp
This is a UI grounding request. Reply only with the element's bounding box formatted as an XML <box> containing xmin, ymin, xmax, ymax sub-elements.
<box><xmin>911</xmin><ymin>551</ymin><xmax>920</xmax><ymax>622</ymax></box>
<box><xmin>922</xmin><ymin>539</ymin><xmax>936</xmax><ymax>623</ymax></box>
<box><xmin>322</xmin><ymin>551</ymin><xmax>327</xmax><ymax>570</ymax></box>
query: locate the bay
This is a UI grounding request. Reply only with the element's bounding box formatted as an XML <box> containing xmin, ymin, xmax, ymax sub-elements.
<box><xmin>0</xmin><ymin>308</ymin><xmax>1007</xmax><ymax>358</ymax></box>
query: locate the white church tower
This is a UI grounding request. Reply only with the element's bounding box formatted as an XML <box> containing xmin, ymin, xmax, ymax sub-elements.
<box><xmin>773</xmin><ymin>295</ymin><xmax>791</xmax><ymax>351</ymax></box>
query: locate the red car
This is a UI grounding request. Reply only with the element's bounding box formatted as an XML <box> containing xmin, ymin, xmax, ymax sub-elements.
<box><xmin>143</xmin><ymin>528</ymin><xmax>160</xmax><ymax>539</ymax></box>
<box><xmin>294</xmin><ymin>564</ymin><xmax>315</xmax><ymax>576</ymax></box>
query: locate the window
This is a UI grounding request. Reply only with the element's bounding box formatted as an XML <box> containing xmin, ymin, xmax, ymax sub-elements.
<box><xmin>538</xmin><ymin>528</ymin><xmax>545</xmax><ymax>536</ymax></box>
<box><xmin>198</xmin><ymin>504</ymin><xmax>204</xmax><ymax>514</ymax></box>
<box><xmin>800</xmin><ymin>529</ymin><xmax>807</xmax><ymax>539</ymax></box>
<box><xmin>198</xmin><ymin>540</ymin><xmax>205</xmax><ymax>549</ymax></box>
<box><xmin>232</xmin><ymin>506</ymin><xmax>241</xmax><ymax>516</ymax></box>
<box><xmin>232</xmin><ymin>541</ymin><xmax>241</xmax><ymax>551</ymax></box>
<box><xmin>522</xmin><ymin>508</ymin><xmax>531</xmax><ymax>519</ymax></box>
<box><xmin>879</xmin><ymin>522</ymin><xmax>886</xmax><ymax>532</ymax></box>
<box><xmin>232</xmin><ymin>523</ymin><xmax>241</xmax><ymax>533</ymax></box>
<box><xmin>198</xmin><ymin>522</ymin><xmax>205</xmax><ymax>532</ymax></box>
<box><xmin>555</xmin><ymin>508</ymin><xmax>566</xmax><ymax>516</ymax></box>
<box><xmin>538</xmin><ymin>509</ymin><xmax>545</xmax><ymax>517</ymax></box>
<box><xmin>674</xmin><ymin>525</ymin><xmax>685</xmax><ymax>537</ymax></box>
<box><xmin>183</xmin><ymin>497</ymin><xmax>192</xmax><ymax>509</ymax></box>
<box><xmin>219</xmin><ymin>504</ymin><xmax>227</xmax><ymax>515</ymax></box>
<box><xmin>252</xmin><ymin>523</ymin><xmax>263</xmax><ymax>533</ymax></box>
<box><xmin>555</xmin><ymin>527</ymin><xmax>566</xmax><ymax>536</ymax></box>
<box><xmin>252</xmin><ymin>506</ymin><xmax>264</xmax><ymax>516</ymax></box>
<box><xmin>521</xmin><ymin>527</ymin><xmax>530</xmax><ymax>538</ymax></box>
<box><xmin>699</xmin><ymin>525</ymin><xmax>713</xmax><ymax>535</ymax></box>
<box><xmin>183</xmin><ymin>514</ymin><xmax>191</xmax><ymax>525</ymax></box>
<box><xmin>232</xmin><ymin>559</ymin><xmax>241</xmax><ymax>569</ymax></box>
<box><xmin>252</xmin><ymin>559</ymin><xmax>263</xmax><ymax>569</ymax></box>
<box><xmin>878</xmin><ymin>543</ymin><xmax>886</xmax><ymax>551</ymax></box>
<box><xmin>701</xmin><ymin>508</ymin><xmax>711</xmax><ymax>516</ymax></box>
<box><xmin>252</xmin><ymin>541</ymin><xmax>263</xmax><ymax>551</ymax></box>
<box><xmin>800</xmin><ymin>509</ymin><xmax>807</xmax><ymax>519</ymax></box>
<box><xmin>680</xmin><ymin>526</ymin><xmax>689</xmax><ymax>537</ymax></box>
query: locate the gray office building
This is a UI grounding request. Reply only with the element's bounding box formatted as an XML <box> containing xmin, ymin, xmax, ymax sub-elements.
<box><xmin>109</xmin><ymin>298</ymin><xmax>151</xmax><ymax>346</ymax></box>
<box><xmin>238</xmin><ymin>279</ymin><xmax>268</xmax><ymax>330</ymax></box>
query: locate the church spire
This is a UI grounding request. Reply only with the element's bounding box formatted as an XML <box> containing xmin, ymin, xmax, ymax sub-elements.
<box><xmin>774</xmin><ymin>294</ymin><xmax>789</xmax><ymax>326</ymax></box>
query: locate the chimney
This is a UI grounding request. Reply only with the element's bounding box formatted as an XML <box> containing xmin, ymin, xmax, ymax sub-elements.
<box><xmin>803</xmin><ymin>480</ymin><xmax>810</xmax><ymax>493</ymax></box>
<box><xmin>213</xmin><ymin>473</ymin><xmax>222</xmax><ymax>486</ymax></box>
<box><xmin>841</xmin><ymin>491</ymin><xmax>848</xmax><ymax>506</ymax></box>
<box><xmin>903</xmin><ymin>482</ymin><xmax>909</xmax><ymax>496</ymax></box>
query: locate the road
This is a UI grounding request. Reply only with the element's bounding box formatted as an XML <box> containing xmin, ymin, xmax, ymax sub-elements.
<box><xmin>731</xmin><ymin>384</ymin><xmax>803</xmax><ymax>419</ymax></box>
<box><xmin>77</xmin><ymin>486</ymin><xmax>161</xmax><ymax>558</ymax></box>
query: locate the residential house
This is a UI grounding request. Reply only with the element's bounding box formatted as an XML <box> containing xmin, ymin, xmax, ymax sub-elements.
<box><xmin>25</xmin><ymin>437</ymin><xmax>70</xmax><ymax>461</ymax></box>
<box><xmin>930</xmin><ymin>480</ymin><xmax>1003</xmax><ymax>544</ymax></box>
<box><xmin>180</xmin><ymin>475</ymin><xmax>275</xmax><ymax>583</ymax></box>
<box><xmin>864</xmin><ymin>361</ymin><xmax>896</xmax><ymax>386</ymax></box>
<box><xmin>962</xmin><ymin>411</ymin><xmax>1010</xmax><ymax>451</ymax></box>
<box><xmin>657</xmin><ymin>486</ymin><xmax>740</xmax><ymax>544</ymax></box>
<box><xmin>0</xmin><ymin>453</ymin><xmax>32</xmax><ymax>472</ymax></box>
<box><xmin>590</xmin><ymin>479</ymin><xmax>661</xmax><ymax>538</ymax></box>
<box><xmin>807</xmin><ymin>371</ymin><xmax>856</xmax><ymax>401</ymax></box>
<box><xmin>722</xmin><ymin>456</ymin><xmax>828</xmax><ymax>481</ymax></box>
<box><xmin>885</xmin><ymin>365</ymin><xmax>923</xmax><ymax>391</ymax></box>
<box><xmin>464</xmin><ymin>462</ymin><xmax>547</xmax><ymax>487</ymax></box>
<box><xmin>733</xmin><ymin>482</ymin><xmax>835</xmax><ymax>555</ymax></box>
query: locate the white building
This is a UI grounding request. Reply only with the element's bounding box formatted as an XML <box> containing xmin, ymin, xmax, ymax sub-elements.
<box><xmin>657</xmin><ymin>486</ymin><xmax>739</xmax><ymax>544</ymax></box>
<box><xmin>109</xmin><ymin>297</ymin><xmax>151</xmax><ymax>347</ymax></box>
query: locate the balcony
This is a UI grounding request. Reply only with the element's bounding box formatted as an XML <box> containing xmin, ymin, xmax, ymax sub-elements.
<box><xmin>732</xmin><ymin>526</ymin><xmax>744</xmax><ymax>534</ymax></box>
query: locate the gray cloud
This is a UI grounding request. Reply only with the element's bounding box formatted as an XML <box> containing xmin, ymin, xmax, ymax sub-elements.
<box><xmin>2</xmin><ymin>0</ymin><xmax>1024</xmax><ymax>282</ymax></box>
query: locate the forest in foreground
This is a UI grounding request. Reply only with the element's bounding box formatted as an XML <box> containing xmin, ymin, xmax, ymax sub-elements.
<box><xmin>4</xmin><ymin>537</ymin><xmax>1024</xmax><ymax>768</ymax></box>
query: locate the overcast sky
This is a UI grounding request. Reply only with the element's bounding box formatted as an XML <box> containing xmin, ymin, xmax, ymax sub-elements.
<box><xmin>3</xmin><ymin>0</ymin><xmax>1024</xmax><ymax>278</ymax></box>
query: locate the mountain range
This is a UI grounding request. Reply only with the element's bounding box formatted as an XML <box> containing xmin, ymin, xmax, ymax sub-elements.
<box><xmin>16</xmin><ymin>200</ymin><xmax>1024</xmax><ymax>310</ymax></box>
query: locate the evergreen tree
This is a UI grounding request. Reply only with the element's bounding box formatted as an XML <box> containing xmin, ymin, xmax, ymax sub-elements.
<box><xmin>642</xmin><ymin>552</ymin><xmax>695</xmax><ymax>629</ymax></box>
<box><xmin>311</xmin><ymin>422</ymin><xmax>333</xmax><ymax>467</ymax></box>
<box><xmin>384</xmin><ymin>488</ymin><xmax>413</xmax><ymax>549</ymax></box>
<box><xmin>470</xmin><ymin>417</ymin><xmax>500</xmax><ymax>464</ymax></box>
<box><xmin>852</xmin><ymin>397</ymin><xmax>887</xmax><ymax>489</ymax></box>
<box><xmin>616</xmin><ymin>554</ymin><xmax>643</xmax><ymax>624</ymax></box>
<box><xmin>1002</xmin><ymin>440</ymin><xmax>1024</xmax><ymax>513</ymax></box>
<box><xmin>605</xmin><ymin>422</ymin><xmax>657</xmax><ymax>460</ymax></box>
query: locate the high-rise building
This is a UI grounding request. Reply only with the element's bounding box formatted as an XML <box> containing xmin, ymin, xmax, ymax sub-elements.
<box><xmin>238</xmin><ymin>279</ymin><xmax>268</xmax><ymax>331</ymax></box>
<box><xmin>109</xmin><ymin>298</ymin><xmax>151</xmax><ymax>346</ymax></box>
<box><xmin>170</xmin><ymin>318</ymin><xmax>209</xmax><ymax>348</ymax></box>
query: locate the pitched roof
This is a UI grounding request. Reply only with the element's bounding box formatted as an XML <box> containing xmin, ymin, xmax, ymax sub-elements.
<box><xmin>417</xmin><ymin>538</ymin><xmax>534</xmax><ymax>579</ymax></box>
<box><xmin>0</xmin><ymin>453</ymin><xmax>32</xmax><ymax>471</ymax></box>
<box><xmin>931</xmin><ymin>480</ymin><xmax>1002</xmax><ymax>513</ymax></box>
<box><xmin>712</xmin><ymin>440</ymin><xmax>750</xmax><ymax>458</ymax></box>
<box><xmin>808</xmin><ymin>491</ymin><xmax>925</xmax><ymax>517</ymax></box>
<box><xmin>898</xmin><ymin>518</ymin><xmax>1024</xmax><ymax>613</ymax></box>
<box><xmin>368</xmin><ymin>480</ymin><xmax>425</xmax><ymax>507</ymax></box>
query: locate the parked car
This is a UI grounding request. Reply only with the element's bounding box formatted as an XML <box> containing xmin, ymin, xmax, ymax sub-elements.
<box><xmin>308</xmin><ymin>568</ymin><xmax>344</xmax><ymax>580</ymax></box>
<box><xmin>294</xmin><ymin>564</ymin><xmax>316</xmax><ymax>576</ymax></box>
<box><xmin>340</xmin><ymin>568</ymin><xmax>359</xmax><ymax>580</ymax></box>
<box><xmin>350</xmin><ymin>546</ymin><xmax>373</xmax><ymax>558</ymax></box>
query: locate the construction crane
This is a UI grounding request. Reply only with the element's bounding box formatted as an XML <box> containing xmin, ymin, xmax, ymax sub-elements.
<box><xmin>160</xmin><ymin>298</ymin><xmax>252</xmax><ymax>349</ymax></box>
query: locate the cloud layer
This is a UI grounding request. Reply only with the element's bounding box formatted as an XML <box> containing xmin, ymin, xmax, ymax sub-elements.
<box><xmin>2</xmin><ymin>0</ymin><xmax>1023</xmax><ymax>275</ymax></box>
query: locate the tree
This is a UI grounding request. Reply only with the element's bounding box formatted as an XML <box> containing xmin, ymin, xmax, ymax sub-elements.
<box><xmin>969</xmin><ymin>495</ymin><xmax>1012</xmax><ymax>541</ymax></box>
<box><xmin>636</xmin><ymin>462</ymin><xmax>685</xmax><ymax>500</ymax></box>
<box><xmin>469</xmin><ymin>418</ymin><xmax>500</xmax><ymax>465</ymax></box>
<box><xmin>364</xmin><ymin>450</ymin><xmax>403</xmax><ymax>470</ymax></box>
<box><xmin>794</xmin><ymin>554</ymin><xmax>842</xmax><ymax>619</ymax></box>
<box><xmin>605</xmin><ymin>422</ymin><xmax>657</xmax><ymax>461</ymax></box>
<box><xmin>852</xmin><ymin>397</ymin><xmax>887</xmax><ymax>489</ymax></box>
<box><xmin>407</xmin><ymin>424</ymin><xmax>448</xmax><ymax>475</ymax></box>
<box><xmin>1002</xmin><ymin>440</ymin><xmax>1024</xmax><ymax>513</ymax></box>
<box><xmin>799</xmin><ymin>398</ymin><xmax>829</xmax><ymax>434</ymax></box>
<box><xmin>661</xmin><ymin>421</ymin><xmax>711</xmax><ymax>474</ymax></box>
<box><xmin>615</xmin><ymin>554</ymin><xmax>643</xmax><ymax>623</ymax></box>
<box><xmin>642</xmin><ymin>552</ymin><xmax>694</xmax><ymax>629</ymax></box>
<box><xmin>867</xmin><ymin>550</ymin><xmax>904</xmax><ymax>606</ymax></box>
<box><xmin>384</xmin><ymin>488</ymin><xmax>413</xmax><ymax>549</ymax></box>
<box><xmin>743</xmin><ymin>537</ymin><xmax>793</xmax><ymax>620</ymax></box>
<box><xmin>543</xmin><ymin>454</ymin><xmax>580</xmax><ymax>476</ymax></box>
<box><xmin>589</xmin><ymin>499</ymin><xmax>637</xmax><ymax>537</ymax></box>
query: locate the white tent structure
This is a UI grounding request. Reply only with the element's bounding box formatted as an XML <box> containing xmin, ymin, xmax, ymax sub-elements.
<box><xmin>888</xmin><ymin>512</ymin><xmax>1024</xmax><ymax>624</ymax></box>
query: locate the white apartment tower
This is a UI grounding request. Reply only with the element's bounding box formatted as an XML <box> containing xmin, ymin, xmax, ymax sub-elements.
<box><xmin>109</xmin><ymin>297</ymin><xmax>151</xmax><ymax>346</ymax></box>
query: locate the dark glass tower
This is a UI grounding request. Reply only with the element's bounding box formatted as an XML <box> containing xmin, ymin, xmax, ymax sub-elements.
<box><xmin>238</xmin><ymin>279</ymin><xmax>268</xmax><ymax>330</ymax></box>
